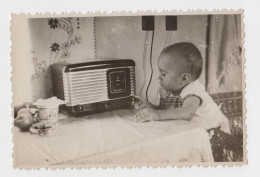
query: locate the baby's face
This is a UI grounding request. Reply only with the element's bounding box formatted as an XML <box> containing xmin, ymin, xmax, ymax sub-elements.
<box><xmin>157</xmin><ymin>54</ymin><xmax>184</xmax><ymax>93</ymax></box>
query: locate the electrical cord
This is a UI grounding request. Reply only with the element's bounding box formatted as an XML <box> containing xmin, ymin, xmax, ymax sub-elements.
<box><xmin>139</xmin><ymin>31</ymin><xmax>149</xmax><ymax>96</ymax></box>
<box><xmin>145</xmin><ymin>30</ymin><xmax>155</xmax><ymax>102</ymax></box>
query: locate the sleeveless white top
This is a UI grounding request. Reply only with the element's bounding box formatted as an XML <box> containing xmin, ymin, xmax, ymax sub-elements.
<box><xmin>154</xmin><ymin>80</ymin><xmax>231</xmax><ymax>134</ymax></box>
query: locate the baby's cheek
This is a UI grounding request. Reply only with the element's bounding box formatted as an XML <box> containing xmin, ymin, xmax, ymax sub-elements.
<box><xmin>164</xmin><ymin>78</ymin><xmax>170</xmax><ymax>86</ymax></box>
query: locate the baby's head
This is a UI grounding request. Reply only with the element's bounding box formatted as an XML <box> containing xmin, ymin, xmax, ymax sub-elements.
<box><xmin>157</xmin><ymin>42</ymin><xmax>203</xmax><ymax>93</ymax></box>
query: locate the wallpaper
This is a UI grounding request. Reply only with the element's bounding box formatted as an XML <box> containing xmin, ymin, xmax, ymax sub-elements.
<box><xmin>12</xmin><ymin>17</ymin><xmax>95</xmax><ymax>105</ymax></box>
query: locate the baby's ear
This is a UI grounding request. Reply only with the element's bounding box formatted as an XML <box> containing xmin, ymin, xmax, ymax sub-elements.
<box><xmin>181</xmin><ymin>73</ymin><xmax>190</xmax><ymax>83</ymax></box>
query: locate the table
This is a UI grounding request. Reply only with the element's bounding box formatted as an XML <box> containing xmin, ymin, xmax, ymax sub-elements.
<box><xmin>13</xmin><ymin>109</ymin><xmax>214</xmax><ymax>168</ymax></box>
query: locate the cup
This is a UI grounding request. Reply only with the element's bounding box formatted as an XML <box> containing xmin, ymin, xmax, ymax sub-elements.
<box><xmin>30</xmin><ymin>97</ymin><xmax>66</xmax><ymax>135</ymax></box>
<box><xmin>38</xmin><ymin>107</ymin><xmax>58</xmax><ymax>121</ymax></box>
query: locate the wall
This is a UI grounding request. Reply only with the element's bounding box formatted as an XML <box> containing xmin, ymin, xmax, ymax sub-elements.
<box><xmin>95</xmin><ymin>15</ymin><xmax>208</xmax><ymax>103</ymax></box>
<box><xmin>95</xmin><ymin>16</ymin><xmax>147</xmax><ymax>98</ymax></box>
<box><xmin>12</xmin><ymin>16</ymin><xmax>34</xmax><ymax>106</ymax></box>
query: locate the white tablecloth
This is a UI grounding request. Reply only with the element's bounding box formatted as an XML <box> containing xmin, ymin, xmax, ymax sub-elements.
<box><xmin>13</xmin><ymin>109</ymin><xmax>214</xmax><ymax>167</ymax></box>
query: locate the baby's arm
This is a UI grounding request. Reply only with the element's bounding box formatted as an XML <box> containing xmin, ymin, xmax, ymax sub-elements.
<box><xmin>133</xmin><ymin>96</ymin><xmax>160</xmax><ymax>110</ymax></box>
<box><xmin>157</xmin><ymin>96</ymin><xmax>200</xmax><ymax>121</ymax></box>
<box><xmin>135</xmin><ymin>96</ymin><xmax>200</xmax><ymax>123</ymax></box>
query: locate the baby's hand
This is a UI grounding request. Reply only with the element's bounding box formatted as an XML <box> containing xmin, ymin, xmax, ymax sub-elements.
<box><xmin>133</xmin><ymin>96</ymin><xmax>146</xmax><ymax>110</ymax></box>
<box><xmin>134</xmin><ymin>108</ymin><xmax>159</xmax><ymax>123</ymax></box>
<box><xmin>133</xmin><ymin>96</ymin><xmax>156</xmax><ymax>110</ymax></box>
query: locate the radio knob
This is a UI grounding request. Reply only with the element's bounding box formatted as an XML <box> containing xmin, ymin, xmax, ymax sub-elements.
<box><xmin>74</xmin><ymin>105</ymin><xmax>83</xmax><ymax>112</ymax></box>
<box><xmin>104</xmin><ymin>102</ymin><xmax>112</xmax><ymax>110</ymax></box>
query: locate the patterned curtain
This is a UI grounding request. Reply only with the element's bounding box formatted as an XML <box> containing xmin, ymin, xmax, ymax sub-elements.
<box><xmin>206</xmin><ymin>15</ymin><xmax>242</xmax><ymax>94</ymax></box>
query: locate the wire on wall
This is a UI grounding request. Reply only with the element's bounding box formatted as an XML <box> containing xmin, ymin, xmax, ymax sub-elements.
<box><xmin>139</xmin><ymin>31</ymin><xmax>149</xmax><ymax>96</ymax></box>
<box><xmin>205</xmin><ymin>15</ymin><xmax>211</xmax><ymax>91</ymax></box>
<box><xmin>145</xmin><ymin>30</ymin><xmax>155</xmax><ymax>102</ymax></box>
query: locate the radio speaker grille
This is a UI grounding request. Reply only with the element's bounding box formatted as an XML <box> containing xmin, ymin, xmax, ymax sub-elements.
<box><xmin>64</xmin><ymin>69</ymin><xmax>108</xmax><ymax>106</ymax></box>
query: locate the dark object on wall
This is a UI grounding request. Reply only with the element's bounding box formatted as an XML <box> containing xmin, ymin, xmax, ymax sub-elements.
<box><xmin>142</xmin><ymin>16</ymin><xmax>154</xmax><ymax>31</ymax></box>
<box><xmin>166</xmin><ymin>16</ymin><xmax>177</xmax><ymax>31</ymax></box>
<box><xmin>51</xmin><ymin>59</ymin><xmax>136</xmax><ymax>116</ymax></box>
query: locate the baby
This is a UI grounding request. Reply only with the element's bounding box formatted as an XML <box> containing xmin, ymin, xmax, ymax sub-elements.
<box><xmin>135</xmin><ymin>42</ymin><xmax>230</xmax><ymax>134</ymax></box>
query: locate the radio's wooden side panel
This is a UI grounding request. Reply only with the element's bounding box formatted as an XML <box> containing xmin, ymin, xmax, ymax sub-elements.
<box><xmin>51</xmin><ymin>63</ymin><xmax>67</xmax><ymax>101</ymax></box>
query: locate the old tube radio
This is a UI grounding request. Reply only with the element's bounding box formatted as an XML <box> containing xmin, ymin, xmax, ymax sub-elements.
<box><xmin>51</xmin><ymin>59</ymin><xmax>136</xmax><ymax>116</ymax></box>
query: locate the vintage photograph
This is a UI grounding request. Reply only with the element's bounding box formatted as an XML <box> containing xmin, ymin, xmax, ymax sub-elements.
<box><xmin>11</xmin><ymin>11</ymin><xmax>245</xmax><ymax>168</ymax></box>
